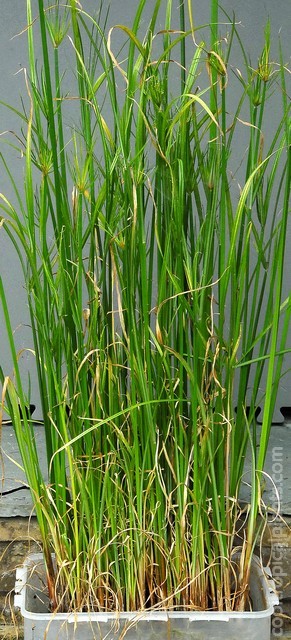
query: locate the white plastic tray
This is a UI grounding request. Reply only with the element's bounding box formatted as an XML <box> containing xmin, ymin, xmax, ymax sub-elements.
<box><xmin>15</xmin><ymin>553</ymin><xmax>278</xmax><ymax>639</ymax></box>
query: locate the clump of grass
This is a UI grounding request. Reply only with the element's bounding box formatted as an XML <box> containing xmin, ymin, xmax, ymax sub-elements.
<box><xmin>0</xmin><ymin>0</ymin><xmax>290</xmax><ymax>613</ymax></box>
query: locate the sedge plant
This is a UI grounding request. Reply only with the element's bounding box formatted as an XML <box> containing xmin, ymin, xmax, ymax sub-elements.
<box><xmin>0</xmin><ymin>0</ymin><xmax>290</xmax><ymax>613</ymax></box>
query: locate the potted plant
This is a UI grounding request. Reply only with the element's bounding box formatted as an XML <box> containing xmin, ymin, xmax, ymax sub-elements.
<box><xmin>0</xmin><ymin>0</ymin><xmax>290</xmax><ymax>637</ymax></box>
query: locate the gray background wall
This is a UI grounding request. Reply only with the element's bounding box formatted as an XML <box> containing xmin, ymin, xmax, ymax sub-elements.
<box><xmin>0</xmin><ymin>0</ymin><xmax>290</xmax><ymax>423</ymax></box>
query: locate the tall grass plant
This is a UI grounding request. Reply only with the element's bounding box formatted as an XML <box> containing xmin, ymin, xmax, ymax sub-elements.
<box><xmin>0</xmin><ymin>0</ymin><xmax>290</xmax><ymax>612</ymax></box>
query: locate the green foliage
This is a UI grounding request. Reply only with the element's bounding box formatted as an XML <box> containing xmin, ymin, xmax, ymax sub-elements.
<box><xmin>0</xmin><ymin>0</ymin><xmax>290</xmax><ymax>613</ymax></box>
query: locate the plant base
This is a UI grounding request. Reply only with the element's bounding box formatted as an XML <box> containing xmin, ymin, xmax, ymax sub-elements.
<box><xmin>14</xmin><ymin>554</ymin><xmax>278</xmax><ymax>640</ymax></box>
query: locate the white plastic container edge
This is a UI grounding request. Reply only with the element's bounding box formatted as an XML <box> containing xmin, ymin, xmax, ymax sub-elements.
<box><xmin>14</xmin><ymin>553</ymin><xmax>279</xmax><ymax>624</ymax></box>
